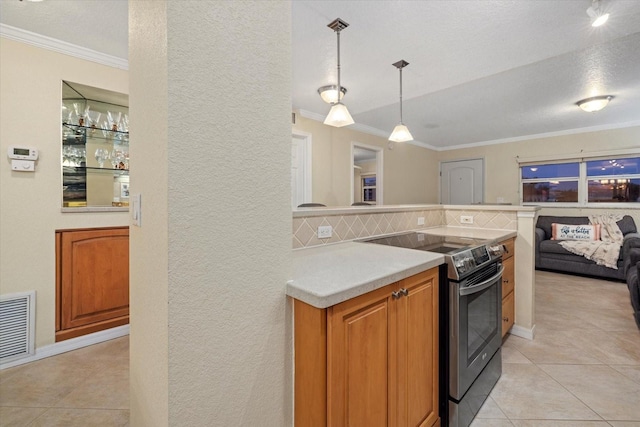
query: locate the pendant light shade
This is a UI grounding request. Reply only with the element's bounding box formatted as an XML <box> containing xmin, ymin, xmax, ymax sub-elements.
<box><xmin>323</xmin><ymin>18</ymin><xmax>354</xmax><ymax>128</ymax></box>
<box><xmin>324</xmin><ymin>102</ymin><xmax>354</xmax><ymax>127</ymax></box>
<box><xmin>389</xmin><ymin>60</ymin><xmax>413</xmax><ymax>143</ymax></box>
<box><xmin>318</xmin><ymin>85</ymin><xmax>347</xmax><ymax>104</ymax></box>
<box><xmin>389</xmin><ymin>124</ymin><xmax>413</xmax><ymax>143</ymax></box>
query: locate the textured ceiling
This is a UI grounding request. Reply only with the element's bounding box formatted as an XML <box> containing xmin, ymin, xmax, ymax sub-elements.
<box><xmin>2</xmin><ymin>0</ymin><xmax>640</xmax><ymax>149</ymax></box>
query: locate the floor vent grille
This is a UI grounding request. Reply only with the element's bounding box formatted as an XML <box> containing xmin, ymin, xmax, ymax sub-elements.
<box><xmin>0</xmin><ymin>291</ymin><xmax>36</xmax><ymax>363</ymax></box>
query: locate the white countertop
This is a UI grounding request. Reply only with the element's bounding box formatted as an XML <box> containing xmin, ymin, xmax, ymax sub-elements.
<box><xmin>287</xmin><ymin>241</ymin><xmax>444</xmax><ymax>308</ymax></box>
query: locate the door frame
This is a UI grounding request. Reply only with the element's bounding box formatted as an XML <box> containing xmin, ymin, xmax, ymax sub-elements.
<box><xmin>350</xmin><ymin>142</ymin><xmax>383</xmax><ymax>206</ymax></box>
<box><xmin>439</xmin><ymin>157</ymin><xmax>485</xmax><ymax>204</ymax></box>
<box><xmin>292</xmin><ymin>130</ymin><xmax>312</xmax><ymax>208</ymax></box>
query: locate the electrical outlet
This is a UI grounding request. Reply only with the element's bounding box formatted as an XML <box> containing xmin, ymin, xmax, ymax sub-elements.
<box><xmin>317</xmin><ymin>225</ymin><xmax>332</xmax><ymax>239</ymax></box>
<box><xmin>417</xmin><ymin>217</ymin><xmax>425</xmax><ymax>226</ymax></box>
<box><xmin>460</xmin><ymin>215</ymin><xmax>474</xmax><ymax>224</ymax></box>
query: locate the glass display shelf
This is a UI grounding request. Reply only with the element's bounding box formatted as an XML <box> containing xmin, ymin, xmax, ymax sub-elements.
<box><xmin>62</xmin><ymin>123</ymin><xmax>130</xmax><ymax>146</ymax></box>
<box><xmin>61</xmin><ymin>81</ymin><xmax>129</xmax><ymax>210</ymax></box>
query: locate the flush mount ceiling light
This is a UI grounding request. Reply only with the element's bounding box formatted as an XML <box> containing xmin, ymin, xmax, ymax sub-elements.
<box><xmin>576</xmin><ymin>95</ymin><xmax>613</xmax><ymax>112</ymax></box>
<box><xmin>323</xmin><ymin>18</ymin><xmax>354</xmax><ymax>128</ymax></box>
<box><xmin>388</xmin><ymin>59</ymin><xmax>413</xmax><ymax>147</ymax></box>
<box><xmin>587</xmin><ymin>0</ymin><xmax>609</xmax><ymax>27</ymax></box>
<box><xmin>318</xmin><ymin>85</ymin><xmax>347</xmax><ymax>104</ymax></box>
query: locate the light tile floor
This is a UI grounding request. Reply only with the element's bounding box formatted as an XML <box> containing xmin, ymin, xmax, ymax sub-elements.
<box><xmin>1</xmin><ymin>270</ymin><xmax>638</xmax><ymax>426</ymax></box>
<box><xmin>472</xmin><ymin>270</ymin><xmax>640</xmax><ymax>427</ymax></box>
<box><xmin>0</xmin><ymin>336</ymin><xmax>129</xmax><ymax>426</ymax></box>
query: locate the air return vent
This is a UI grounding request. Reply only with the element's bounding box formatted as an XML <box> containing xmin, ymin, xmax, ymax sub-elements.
<box><xmin>0</xmin><ymin>291</ymin><xmax>36</xmax><ymax>363</ymax></box>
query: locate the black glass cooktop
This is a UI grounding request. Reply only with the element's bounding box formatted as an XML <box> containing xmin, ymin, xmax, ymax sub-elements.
<box><xmin>364</xmin><ymin>232</ymin><xmax>487</xmax><ymax>255</ymax></box>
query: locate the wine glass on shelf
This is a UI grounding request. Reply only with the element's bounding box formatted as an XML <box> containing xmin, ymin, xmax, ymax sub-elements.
<box><xmin>95</xmin><ymin>148</ymin><xmax>109</xmax><ymax>168</ymax></box>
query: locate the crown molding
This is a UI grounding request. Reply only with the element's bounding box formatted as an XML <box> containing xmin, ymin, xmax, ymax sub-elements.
<box><xmin>295</xmin><ymin>109</ymin><xmax>640</xmax><ymax>153</ymax></box>
<box><xmin>0</xmin><ymin>23</ymin><xmax>128</xmax><ymax>70</ymax></box>
<box><xmin>437</xmin><ymin>120</ymin><xmax>640</xmax><ymax>152</ymax></box>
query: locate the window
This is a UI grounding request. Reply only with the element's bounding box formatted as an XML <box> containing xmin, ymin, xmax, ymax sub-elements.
<box><xmin>586</xmin><ymin>158</ymin><xmax>640</xmax><ymax>203</ymax></box>
<box><xmin>521</xmin><ymin>156</ymin><xmax>640</xmax><ymax>206</ymax></box>
<box><xmin>362</xmin><ymin>175</ymin><xmax>376</xmax><ymax>202</ymax></box>
<box><xmin>521</xmin><ymin>162</ymin><xmax>579</xmax><ymax>203</ymax></box>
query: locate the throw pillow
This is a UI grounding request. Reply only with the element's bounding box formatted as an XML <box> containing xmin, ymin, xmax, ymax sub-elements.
<box><xmin>551</xmin><ymin>223</ymin><xmax>601</xmax><ymax>241</ymax></box>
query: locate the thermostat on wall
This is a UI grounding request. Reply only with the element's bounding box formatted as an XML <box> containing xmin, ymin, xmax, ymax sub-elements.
<box><xmin>8</xmin><ymin>146</ymin><xmax>38</xmax><ymax>161</ymax></box>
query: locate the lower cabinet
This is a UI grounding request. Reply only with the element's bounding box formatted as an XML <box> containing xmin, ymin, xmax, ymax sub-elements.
<box><xmin>294</xmin><ymin>267</ymin><xmax>440</xmax><ymax>427</ymax></box>
<box><xmin>55</xmin><ymin>227</ymin><xmax>129</xmax><ymax>341</ymax></box>
<box><xmin>500</xmin><ymin>238</ymin><xmax>515</xmax><ymax>337</ymax></box>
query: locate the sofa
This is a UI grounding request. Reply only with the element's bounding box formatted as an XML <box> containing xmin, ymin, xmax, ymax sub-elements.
<box><xmin>535</xmin><ymin>215</ymin><xmax>640</xmax><ymax>281</ymax></box>
<box><xmin>627</xmin><ymin>248</ymin><xmax>640</xmax><ymax>328</ymax></box>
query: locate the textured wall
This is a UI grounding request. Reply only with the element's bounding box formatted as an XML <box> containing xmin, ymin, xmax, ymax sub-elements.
<box><xmin>0</xmin><ymin>38</ymin><xmax>128</xmax><ymax>348</ymax></box>
<box><xmin>129</xmin><ymin>1</ymin><xmax>292</xmax><ymax>426</ymax></box>
<box><xmin>128</xmin><ymin>1</ymin><xmax>169</xmax><ymax>425</ymax></box>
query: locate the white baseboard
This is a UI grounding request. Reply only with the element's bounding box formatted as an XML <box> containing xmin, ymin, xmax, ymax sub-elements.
<box><xmin>510</xmin><ymin>324</ymin><xmax>536</xmax><ymax>340</ymax></box>
<box><xmin>0</xmin><ymin>325</ymin><xmax>129</xmax><ymax>370</ymax></box>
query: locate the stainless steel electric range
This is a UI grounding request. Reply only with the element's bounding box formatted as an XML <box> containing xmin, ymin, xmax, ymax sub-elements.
<box><xmin>364</xmin><ymin>231</ymin><xmax>505</xmax><ymax>427</ymax></box>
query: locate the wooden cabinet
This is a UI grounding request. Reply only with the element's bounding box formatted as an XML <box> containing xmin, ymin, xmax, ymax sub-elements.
<box><xmin>500</xmin><ymin>237</ymin><xmax>515</xmax><ymax>337</ymax></box>
<box><xmin>55</xmin><ymin>227</ymin><xmax>129</xmax><ymax>341</ymax></box>
<box><xmin>295</xmin><ymin>268</ymin><xmax>440</xmax><ymax>427</ymax></box>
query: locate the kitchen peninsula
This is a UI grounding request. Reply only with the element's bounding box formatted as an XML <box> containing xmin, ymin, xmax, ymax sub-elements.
<box><xmin>288</xmin><ymin>204</ymin><xmax>536</xmax><ymax>426</ymax></box>
<box><xmin>290</xmin><ymin>203</ymin><xmax>539</xmax><ymax>338</ymax></box>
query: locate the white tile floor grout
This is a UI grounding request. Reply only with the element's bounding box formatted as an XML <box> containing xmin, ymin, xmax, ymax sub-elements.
<box><xmin>472</xmin><ymin>270</ymin><xmax>640</xmax><ymax>427</ymax></box>
<box><xmin>0</xmin><ymin>270</ymin><xmax>638</xmax><ymax>426</ymax></box>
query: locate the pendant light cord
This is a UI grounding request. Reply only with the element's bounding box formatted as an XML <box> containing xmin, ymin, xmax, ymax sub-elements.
<box><xmin>399</xmin><ymin>67</ymin><xmax>403</xmax><ymax>124</ymax></box>
<box><xmin>336</xmin><ymin>29</ymin><xmax>341</xmax><ymax>105</ymax></box>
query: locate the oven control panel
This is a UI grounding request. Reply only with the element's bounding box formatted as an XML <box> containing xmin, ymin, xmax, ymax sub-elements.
<box><xmin>451</xmin><ymin>244</ymin><xmax>501</xmax><ymax>277</ymax></box>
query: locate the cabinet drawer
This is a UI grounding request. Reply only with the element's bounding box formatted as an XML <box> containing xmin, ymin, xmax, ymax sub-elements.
<box><xmin>501</xmin><ymin>238</ymin><xmax>515</xmax><ymax>260</ymax></box>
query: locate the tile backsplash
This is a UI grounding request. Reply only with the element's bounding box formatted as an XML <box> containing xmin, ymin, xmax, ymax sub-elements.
<box><xmin>445</xmin><ymin>209</ymin><xmax>518</xmax><ymax>230</ymax></box>
<box><xmin>293</xmin><ymin>207</ymin><xmax>521</xmax><ymax>249</ymax></box>
<box><xmin>293</xmin><ymin>209</ymin><xmax>443</xmax><ymax>249</ymax></box>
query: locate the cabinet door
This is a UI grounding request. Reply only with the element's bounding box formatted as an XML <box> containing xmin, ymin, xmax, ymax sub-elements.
<box><xmin>502</xmin><ymin>290</ymin><xmax>515</xmax><ymax>337</ymax></box>
<box><xmin>397</xmin><ymin>270</ymin><xmax>439</xmax><ymax>427</ymax></box>
<box><xmin>59</xmin><ymin>228</ymin><xmax>129</xmax><ymax>332</ymax></box>
<box><xmin>502</xmin><ymin>256</ymin><xmax>515</xmax><ymax>297</ymax></box>
<box><xmin>328</xmin><ymin>285</ymin><xmax>392</xmax><ymax>427</ymax></box>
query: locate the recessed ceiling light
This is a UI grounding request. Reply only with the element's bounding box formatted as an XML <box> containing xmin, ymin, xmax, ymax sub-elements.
<box><xmin>576</xmin><ymin>95</ymin><xmax>613</xmax><ymax>112</ymax></box>
<box><xmin>587</xmin><ymin>0</ymin><xmax>609</xmax><ymax>27</ymax></box>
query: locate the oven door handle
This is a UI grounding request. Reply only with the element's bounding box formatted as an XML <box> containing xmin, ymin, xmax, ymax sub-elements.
<box><xmin>459</xmin><ymin>265</ymin><xmax>504</xmax><ymax>296</ymax></box>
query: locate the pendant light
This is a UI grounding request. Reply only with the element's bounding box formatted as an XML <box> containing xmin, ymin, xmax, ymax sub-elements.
<box><xmin>323</xmin><ymin>18</ymin><xmax>354</xmax><ymax>128</ymax></box>
<box><xmin>389</xmin><ymin>60</ymin><xmax>413</xmax><ymax>145</ymax></box>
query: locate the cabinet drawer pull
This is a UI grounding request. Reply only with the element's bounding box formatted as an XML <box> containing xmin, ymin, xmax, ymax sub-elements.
<box><xmin>400</xmin><ymin>288</ymin><xmax>409</xmax><ymax>296</ymax></box>
<box><xmin>392</xmin><ymin>291</ymin><xmax>402</xmax><ymax>300</ymax></box>
<box><xmin>503</xmin><ymin>316</ymin><xmax>509</xmax><ymax>322</ymax></box>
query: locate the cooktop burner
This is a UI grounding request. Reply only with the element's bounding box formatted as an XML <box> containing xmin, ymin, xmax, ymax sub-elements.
<box><xmin>363</xmin><ymin>232</ymin><xmax>503</xmax><ymax>281</ymax></box>
<box><xmin>364</xmin><ymin>232</ymin><xmax>487</xmax><ymax>255</ymax></box>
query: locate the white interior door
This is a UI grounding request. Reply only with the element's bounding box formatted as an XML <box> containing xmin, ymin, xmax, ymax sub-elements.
<box><xmin>292</xmin><ymin>132</ymin><xmax>311</xmax><ymax>208</ymax></box>
<box><xmin>440</xmin><ymin>159</ymin><xmax>484</xmax><ymax>204</ymax></box>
